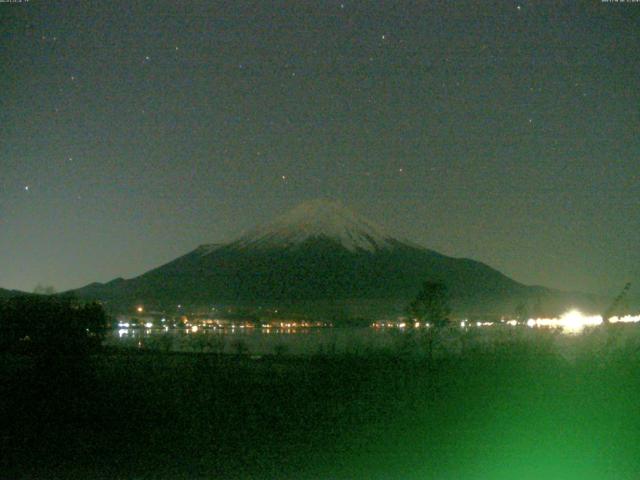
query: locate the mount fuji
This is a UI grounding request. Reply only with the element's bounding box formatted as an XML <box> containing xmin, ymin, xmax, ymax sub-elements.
<box><xmin>72</xmin><ymin>199</ymin><xmax>577</xmax><ymax>317</ymax></box>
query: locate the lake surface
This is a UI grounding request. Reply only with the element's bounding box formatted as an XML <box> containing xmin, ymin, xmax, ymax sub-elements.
<box><xmin>108</xmin><ymin>326</ymin><xmax>401</xmax><ymax>355</ymax></box>
<box><xmin>106</xmin><ymin>323</ymin><xmax>640</xmax><ymax>357</ymax></box>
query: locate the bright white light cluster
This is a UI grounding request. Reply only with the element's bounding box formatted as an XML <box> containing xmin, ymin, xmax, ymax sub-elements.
<box><xmin>521</xmin><ymin>310</ymin><xmax>640</xmax><ymax>333</ymax></box>
<box><xmin>526</xmin><ymin>310</ymin><xmax>603</xmax><ymax>334</ymax></box>
<box><xmin>609</xmin><ymin>314</ymin><xmax>640</xmax><ymax>324</ymax></box>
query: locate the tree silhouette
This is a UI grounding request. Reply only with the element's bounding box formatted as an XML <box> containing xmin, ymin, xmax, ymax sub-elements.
<box><xmin>33</xmin><ymin>284</ymin><xmax>56</xmax><ymax>295</ymax></box>
<box><xmin>515</xmin><ymin>301</ymin><xmax>529</xmax><ymax>322</ymax></box>
<box><xmin>0</xmin><ymin>295</ymin><xmax>108</xmax><ymax>354</ymax></box>
<box><xmin>408</xmin><ymin>281</ymin><xmax>451</xmax><ymax>328</ymax></box>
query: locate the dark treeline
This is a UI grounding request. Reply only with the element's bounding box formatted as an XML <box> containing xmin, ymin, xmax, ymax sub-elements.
<box><xmin>0</xmin><ymin>294</ymin><xmax>108</xmax><ymax>354</ymax></box>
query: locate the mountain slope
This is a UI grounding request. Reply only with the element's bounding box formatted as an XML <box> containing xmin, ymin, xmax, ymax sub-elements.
<box><xmin>71</xmin><ymin>199</ymin><xmax>586</xmax><ymax>316</ymax></box>
<box><xmin>0</xmin><ymin>288</ymin><xmax>27</xmax><ymax>299</ymax></box>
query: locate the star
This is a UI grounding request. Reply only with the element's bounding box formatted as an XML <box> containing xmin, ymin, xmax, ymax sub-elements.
<box><xmin>381</xmin><ymin>34</ymin><xmax>386</xmax><ymax>40</ymax></box>
<box><xmin>516</xmin><ymin>5</ymin><xmax>522</xmax><ymax>10</ymax></box>
<box><xmin>281</xmin><ymin>175</ymin><xmax>287</xmax><ymax>181</ymax></box>
<box><xmin>24</xmin><ymin>185</ymin><xmax>30</xmax><ymax>191</ymax></box>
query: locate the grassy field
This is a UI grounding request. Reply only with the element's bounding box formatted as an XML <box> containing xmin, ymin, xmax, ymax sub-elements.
<box><xmin>2</xmin><ymin>327</ymin><xmax>640</xmax><ymax>479</ymax></box>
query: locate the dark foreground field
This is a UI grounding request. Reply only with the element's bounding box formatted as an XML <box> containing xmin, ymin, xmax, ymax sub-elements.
<box><xmin>2</xmin><ymin>330</ymin><xmax>640</xmax><ymax>479</ymax></box>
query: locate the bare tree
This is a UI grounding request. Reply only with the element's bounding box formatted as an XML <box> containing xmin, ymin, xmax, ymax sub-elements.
<box><xmin>408</xmin><ymin>281</ymin><xmax>451</xmax><ymax>362</ymax></box>
<box><xmin>408</xmin><ymin>281</ymin><xmax>451</xmax><ymax>328</ymax></box>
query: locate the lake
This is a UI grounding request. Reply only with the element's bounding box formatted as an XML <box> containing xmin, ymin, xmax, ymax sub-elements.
<box><xmin>106</xmin><ymin>322</ymin><xmax>640</xmax><ymax>358</ymax></box>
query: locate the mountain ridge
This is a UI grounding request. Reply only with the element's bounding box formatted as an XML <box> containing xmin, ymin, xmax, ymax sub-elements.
<box><xmin>0</xmin><ymin>287</ymin><xmax>29</xmax><ymax>299</ymax></box>
<box><xmin>69</xmin><ymin>199</ymin><xmax>599</xmax><ymax>317</ymax></box>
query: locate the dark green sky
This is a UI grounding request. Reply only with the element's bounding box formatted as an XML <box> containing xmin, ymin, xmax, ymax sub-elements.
<box><xmin>1</xmin><ymin>0</ymin><xmax>639</xmax><ymax>295</ymax></box>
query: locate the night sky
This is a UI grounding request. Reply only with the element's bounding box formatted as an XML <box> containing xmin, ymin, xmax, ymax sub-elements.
<box><xmin>1</xmin><ymin>0</ymin><xmax>639</xmax><ymax>296</ymax></box>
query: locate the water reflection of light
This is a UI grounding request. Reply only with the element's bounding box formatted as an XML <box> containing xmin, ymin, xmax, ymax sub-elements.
<box><xmin>118</xmin><ymin>328</ymin><xmax>128</xmax><ymax>338</ymax></box>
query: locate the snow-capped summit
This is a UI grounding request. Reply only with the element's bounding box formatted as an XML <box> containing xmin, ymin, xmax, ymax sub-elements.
<box><xmin>233</xmin><ymin>199</ymin><xmax>397</xmax><ymax>252</ymax></box>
